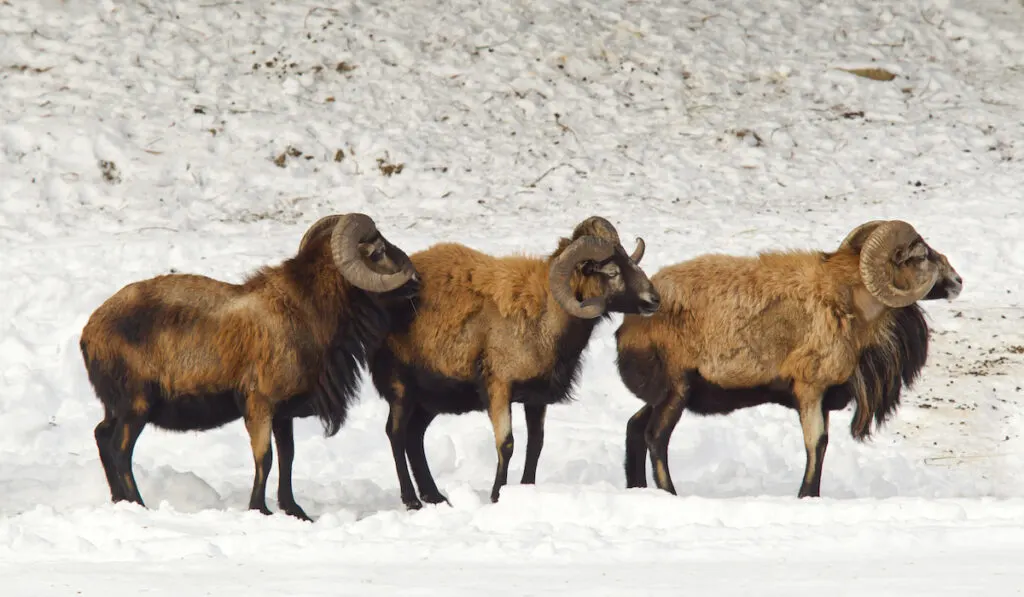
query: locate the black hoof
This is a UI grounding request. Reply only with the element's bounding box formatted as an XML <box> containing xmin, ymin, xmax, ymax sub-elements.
<box><xmin>283</xmin><ymin>506</ymin><xmax>313</xmax><ymax>522</ymax></box>
<box><xmin>403</xmin><ymin>498</ymin><xmax>424</xmax><ymax>511</ymax></box>
<box><xmin>250</xmin><ymin>504</ymin><xmax>273</xmax><ymax>516</ymax></box>
<box><xmin>420</xmin><ymin>492</ymin><xmax>450</xmax><ymax>506</ymax></box>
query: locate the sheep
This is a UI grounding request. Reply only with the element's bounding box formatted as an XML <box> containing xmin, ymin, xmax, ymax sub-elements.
<box><xmin>79</xmin><ymin>213</ymin><xmax>419</xmax><ymax>520</ymax></box>
<box><xmin>614</xmin><ymin>219</ymin><xmax>963</xmax><ymax>498</ymax></box>
<box><xmin>368</xmin><ymin>216</ymin><xmax>661</xmax><ymax>509</ymax></box>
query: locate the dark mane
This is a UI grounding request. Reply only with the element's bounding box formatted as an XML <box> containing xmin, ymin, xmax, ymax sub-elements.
<box><xmin>834</xmin><ymin>303</ymin><xmax>929</xmax><ymax>440</ymax></box>
<box><xmin>308</xmin><ymin>290</ymin><xmax>396</xmax><ymax>436</ymax></box>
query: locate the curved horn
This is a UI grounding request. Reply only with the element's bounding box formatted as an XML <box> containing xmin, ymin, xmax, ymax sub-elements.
<box><xmin>837</xmin><ymin>220</ymin><xmax>886</xmax><ymax>252</ymax></box>
<box><xmin>329</xmin><ymin>214</ymin><xmax>414</xmax><ymax>293</ymax></box>
<box><xmin>548</xmin><ymin>236</ymin><xmax>616</xmax><ymax>319</ymax></box>
<box><xmin>574</xmin><ymin>216</ymin><xmax>620</xmax><ymax>243</ymax></box>
<box><xmin>299</xmin><ymin>215</ymin><xmax>343</xmax><ymax>253</ymax></box>
<box><xmin>860</xmin><ymin>220</ymin><xmax>938</xmax><ymax>308</ymax></box>
<box><xmin>630</xmin><ymin>236</ymin><xmax>645</xmax><ymax>263</ymax></box>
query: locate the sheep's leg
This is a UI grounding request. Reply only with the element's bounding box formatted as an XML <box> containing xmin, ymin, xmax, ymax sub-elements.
<box><xmin>385</xmin><ymin>398</ymin><xmax>421</xmax><ymax>510</ymax></box>
<box><xmin>795</xmin><ymin>384</ymin><xmax>829</xmax><ymax>498</ymax></box>
<box><xmin>94</xmin><ymin>410</ymin><xmax>124</xmax><ymax>502</ymax></box>
<box><xmin>645</xmin><ymin>386</ymin><xmax>687</xmax><ymax>495</ymax></box>
<box><xmin>487</xmin><ymin>383</ymin><xmax>514</xmax><ymax>503</ymax></box>
<box><xmin>520</xmin><ymin>404</ymin><xmax>546</xmax><ymax>485</ymax></box>
<box><xmin>110</xmin><ymin>414</ymin><xmax>147</xmax><ymax>506</ymax></box>
<box><xmin>243</xmin><ymin>407</ymin><xmax>274</xmax><ymax>516</ymax></box>
<box><xmin>272</xmin><ymin>415</ymin><xmax>312</xmax><ymax>522</ymax></box>
<box><xmin>624</xmin><ymin>404</ymin><xmax>653</xmax><ymax>488</ymax></box>
<box><xmin>405</xmin><ymin>406</ymin><xmax>449</xmax><ymax>506</ymax></box>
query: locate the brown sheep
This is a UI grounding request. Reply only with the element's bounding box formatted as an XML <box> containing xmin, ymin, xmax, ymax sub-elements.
<box><xmin>615</xmin><ymin>220</ymin><xmax>963</xmax><ymax>498</ymax></box>
<box><xmin>368</xmin><ymin>216</ymin><xmax>661</xmax><ymax>509</ymax></box>
<box><xmin>79</xmin><ymin>213</ymin><xmax>419</xmax><ymax>520</ymax></box>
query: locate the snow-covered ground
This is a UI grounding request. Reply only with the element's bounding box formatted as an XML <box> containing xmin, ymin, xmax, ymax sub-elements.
<box><xmin>3</xmin><ymin>0</ymin><xmax>1024</xmax><ymax>593</ymax></box>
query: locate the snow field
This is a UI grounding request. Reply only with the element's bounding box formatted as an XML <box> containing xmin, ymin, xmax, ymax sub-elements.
<box><xmin>2</xmin><ymin>0</ymin><xmax>1024</xmax><ymax>593</ymax></box>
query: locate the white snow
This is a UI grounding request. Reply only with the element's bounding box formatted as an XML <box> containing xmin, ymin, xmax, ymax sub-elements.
<box><xmin>3</xmin><ymin>0</ymin><xmax>1024</xmax><ymax>593</ymax></box>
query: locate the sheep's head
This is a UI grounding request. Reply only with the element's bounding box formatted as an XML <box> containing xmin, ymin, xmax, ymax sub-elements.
<box><xmin>300</xmin><ymin>213</ymin><xmax>419</xmax><ymax>297</ymax></box>
<box><xmin>838</xmin><ymin>220</ymin><xmax>963</xmax><ymax>308</ymax></box>
<box><xmin>548</xmin><ymin>216</ymin><xmax>660</xmax><ymax>319</ymax></box>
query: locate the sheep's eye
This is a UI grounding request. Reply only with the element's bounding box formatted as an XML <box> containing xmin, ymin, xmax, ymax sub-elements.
<box><xmin>600</xmin><ymin>262</ymin><xmax>621</xmax><ymax>278</ymax></box>
<box><xmin>370</xmin><ymin>246</ymin><xmax>386</xmax><ymax>261</ymax></box>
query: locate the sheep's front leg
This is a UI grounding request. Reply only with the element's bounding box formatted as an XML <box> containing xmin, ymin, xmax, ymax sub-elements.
<box><xmin>795</xmin><ymin>382</ymin><xmax>829</xmax><ymax>498</ymax></box>
<box><xmin>487</xmin><ymin>382</ymin><xmax>514</xmax><ymax>503</ymax></box>
<box><xmin>244</xmin><ymin>402</ymin><xmax>274</xmax><ymax>516</ymax></box>
<box><xmin>520</xmin><ymin>404</ymin><xmax>546</xmax><ymax>485</ymax></box>
<box><xmin>385</xmin><ymin>385</ymin><xmax>421</xmax><ymax>510</ymax></box>
<box><xmin>624</xmin><ymin>404</ymin><xmax>653</xmax><ymax>488</ymax></box>
<box><xmin>272</xmin><ymin>414</ymin><xmax>312</xmax><ymax>521</ymax></box>
<box><xmin>405</xmin><ymin>405</ymin><xmax>450</xmax><ymax>506</ymax></box>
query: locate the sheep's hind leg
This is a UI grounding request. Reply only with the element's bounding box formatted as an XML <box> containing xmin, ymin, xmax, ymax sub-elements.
<box><xmin>272</xmin><ymin>415</ymin><xmax>312</xmax><ymax>521</ymax></box>
<box><xmin>520</xmin><ymin>404</ymin><xmax>546</xmax><ymax>485</ymax></box>
<box><xmin>795</xmin><ymin>386</ymin><xmax>829</xmax><ymax>498</ymax></box>
<box><xmin>94</xmin><ymin>410</ymin><xmax>125</xmax><ymax>502</ymax></box>
<box><xmin>110</xmin><ymin>413</ymin><xmax>148</xmax><ymax>506</ymax></box>
<box><xmin>405</xmin><ymin>405</ymin><xmax>449</xmax><ymax>506</ymax></box>
<box><xmin>624</xmin><ymin>404</ymin><xmax>653</xmax><ymax>488</ymax></box>
<box><xmin>243</xmin><ymin>406</ymin><xmax>274</xmax><ymax>516</ymax></box>
<box><xmin>645</xmin><ymin>380</ymin><xmax>688</xmax><ymax>495</ymax></box>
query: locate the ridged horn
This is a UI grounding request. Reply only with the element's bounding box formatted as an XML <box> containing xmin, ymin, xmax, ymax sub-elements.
<box><xmin>860</xmin><ymin>220</ymin><xmax>938</xmax><ymax>308</ymax></box>
<box><xmin>630</xmin><ymin>237</ymin><xmax>645</xmax><ymax>263</ymax></box>
<box><xmin>549</xmin><ymin>236</ymin><xmax>616</xmax><ymax>319</ymax></box>
<box><xmin>329</xmin><ymin>214</ymin><xmax>414</xmax><ymax>293</ymax></box>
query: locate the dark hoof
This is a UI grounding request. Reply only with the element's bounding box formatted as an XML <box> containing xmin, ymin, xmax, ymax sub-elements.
<box><xmin>520</xmin><ymin>476</ymin><xmax>536</xmax><ymax>485</ymax></box>
<box><xmin>489</xmin><ymin>489</ymin><xmax>501</xmax><ymax>503</ymax></box>
<box><xmin>797</xmin><ymin>492</ymin><xmax>820</xmax><ymax>499</ymax></box>
<box><xmin>420</xmin><ymin>492</ymin><xmax>450</xmax><ymax>506</ymax></box>
<box><xmin>283</xmin><ymin>506</ymin><xmax>313</xmax><ymax>522</ymax></box>
<box><xmin>250</xmin><ymin>505</ymin><xmax>273</xmax><ymax>516</ymax></box>
<box><xmin>403</xmin><ymin>498</ymin><xmax>424</xmax><ymax>511</ymax></box>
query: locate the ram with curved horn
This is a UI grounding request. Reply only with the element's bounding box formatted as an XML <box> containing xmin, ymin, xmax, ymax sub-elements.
<box><xmin>80</xmin><ymin>213</ymin><xmax>419</xmax><ymax>520</ymax></box>
<box><xmin>615</xmin><ymin>220</ymin><xmax>963</xmax><ymax>498</ymax></box>
<box><xmin>369</xmin><ymin>216</ymin><xmax>660</xmax><ymax>509</ymax></box>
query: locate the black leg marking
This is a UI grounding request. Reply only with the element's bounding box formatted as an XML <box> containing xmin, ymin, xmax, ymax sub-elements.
<box><xmin>798</xmin><ymin>410</ymin><xmax>830</xmax><ymax>498</ymax></box>
<box><xmin>111</xmin><ymin>415</ymin><xmax>147</xmax><ymax>506</ymax></box>
<box><xmin>94</xmin><ymin>414</ymin><xmax>124</xmax><ymax>502</ymax></box>
<box><xmin>386</xmin><ymin>401</ymin><xmax>421</xmax><ymax>510</ymax></box>
<box><xmin>624</xmin><ymin>404</ymin><xmax>653</xmax><ymax>489</ymax></box>
<box><xmin>272</xmin><ymin>415</ymin><xmax>312</xmax><ymax>522</ymax></box>
<box><xmin>244</xmin><ymin>412</ymin><xmax>273</xmax><ymax>516</ymax></box>
<box><xmin>405</xmin><ymin>406</ymin><xmax>449</xmax><ymax>506</ymax></box>
<box><xmin>490</xmin><ymin>433</ymin><xmax>514</xmax><ymax>503</ymax></box>
<box><xmin>645</xmin><ymin>388</ymin><xmax>687</xmax><ymax>496</ymax></box>
<box><xmin>520</xmin><ymin>404</ymin><xmax>546</xmax><ymax>485</ymax></box>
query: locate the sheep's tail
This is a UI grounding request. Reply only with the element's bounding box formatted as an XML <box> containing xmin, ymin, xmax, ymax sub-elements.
<box><xmin>834</xmin><ymin>305</ymin><xmax>929</xmax><ymax>440</ymax></box>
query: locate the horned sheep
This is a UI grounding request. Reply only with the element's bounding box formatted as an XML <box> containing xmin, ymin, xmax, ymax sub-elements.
<box><xmin>368</xmin><ymin>216</ymin><xmax>661</xmax><ymax>509</ymax></box>
<box><xmin>79</xmin><ymin>213</ymin><xmax>419</xmax><ymax>520</ymax></box>
<box><xmin>615</xmin><ymin>219</ymin><xmax>963</xmax><ymax>497</ymax></box>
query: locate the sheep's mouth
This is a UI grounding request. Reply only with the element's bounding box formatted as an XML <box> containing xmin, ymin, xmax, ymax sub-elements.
<box><xmin>639</xmin><ymin>305</ymin><xmax>659</xmax><ymax>317</ymax></box>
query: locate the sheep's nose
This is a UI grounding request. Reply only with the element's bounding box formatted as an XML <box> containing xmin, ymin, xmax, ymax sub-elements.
<box><xmin>640</xmin><ymin>292</ymin><xmax>661</xmax><ymax>314</ymax></box>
